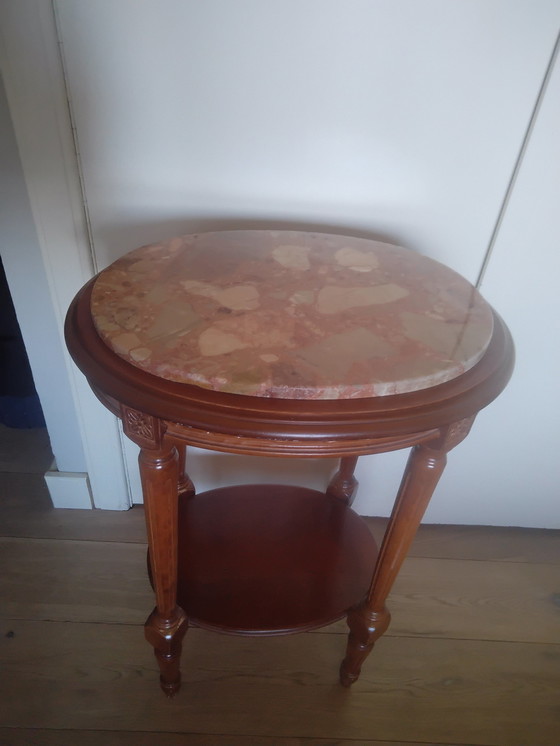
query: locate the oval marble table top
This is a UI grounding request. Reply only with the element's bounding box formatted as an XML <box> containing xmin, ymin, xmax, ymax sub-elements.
<box><xmin>90</xmin><ymin>230</ymin><xmax>494</xmax><ymax>400</ymax></box>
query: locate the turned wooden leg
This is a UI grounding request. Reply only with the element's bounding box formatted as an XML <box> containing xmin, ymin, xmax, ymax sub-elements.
<box><xmin>340</xmin><ymin>442</ymin><xmax>447</xmax><ymax>686</ymax></box>
<box><xmin>140</xmin><ymin>442</ymin><xmax>188</xmax><ymax>696</ymax></box>
<box><xmin>177</xmin><ymin>444</ymin><xmax>196</xmax><ymax>498</ymax></box>
<box><xmin>327</xmin><ymin>456</ymin><xmax>359</xmax><ymax>505</ymax></box>
<box><xmin>340</xmin><ymin>418</ymin><xmax>477</xmax><ymax>686</ymax></box>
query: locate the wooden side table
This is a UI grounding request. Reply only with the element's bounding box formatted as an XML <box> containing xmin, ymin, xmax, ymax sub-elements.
<box><xmin>65</xmin><ymin>230</ymin><xmax>514</xmax><ymax>696</ymax></box>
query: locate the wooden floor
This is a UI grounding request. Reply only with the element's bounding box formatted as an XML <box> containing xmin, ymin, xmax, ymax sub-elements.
<box><xmin>1</xmin><ymin>447</ymin><xmax>559</xmax><ymax>745</ymax></box>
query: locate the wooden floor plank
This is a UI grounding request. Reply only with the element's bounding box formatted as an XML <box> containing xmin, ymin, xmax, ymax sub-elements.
<box><xmin>389</xmin><ymin>521</ymin><xmax>560</xmax><ymax>564</ymax></box>
<box><xmin>0</xmin><ymin>425</ymin><xmax>53</xmax><ymax>474</ymax></box>
<box><xmin>0</xmin><ymin>473</ymin><xmax>147</xmax><ymax>543</ymax></box>
<box><xmin>2</xmin><ymin>471</ymin><xmax>559</xmax><ymax>746</ymax></box>
<box><xmin>389</xmin><ymin>555</ymin><xmax>560</xmax><ymax>643</ymax></box>
<box><xmin>0</xmin><ymin>537</ymin><xmax>151</xmax><ymax>625</ymax></box>
<box><xmin>1</xmin><ymin>620</ymin><xmax>558</xmax><ymax>746</ymax></box>
<box><xmin>2</xmin><ymin>536</ymin><xmax>559</xmax><ymax>645</ymax></box>
<box><xmin>0</xmin><ymin>728</ymin><xmax>441</xmax><ymax>746</ymax></box>
<box><xmin>2</xmin><ymin>474</ymin><xmax>558</xmax><ymax>563</ymax></box>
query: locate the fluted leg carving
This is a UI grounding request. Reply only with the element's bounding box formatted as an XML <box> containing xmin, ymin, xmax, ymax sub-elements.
<box><xmin>340</xmin><ymin>442</ymin><xmax>447</xmax><ymax>686</ymax></box>
<box><xmin>327</xmin><ymin>456</ymin><xmax>359</xmax><ymax>505</ymax></box>
<box><xmin>140</xmin><ymin>443</ymin><xmax>188</xmax><ymax>696</ymax></box>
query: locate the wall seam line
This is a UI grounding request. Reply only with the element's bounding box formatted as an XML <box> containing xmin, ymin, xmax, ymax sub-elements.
<box><xmin>476</xmin><ymin>29</ymin><xmax>560</xmax><ymax>289</ymax></box>
<box><xmin>51</xmin><ymin>0</ymin><xmax>98</xmax><ymax>275</ymax></box>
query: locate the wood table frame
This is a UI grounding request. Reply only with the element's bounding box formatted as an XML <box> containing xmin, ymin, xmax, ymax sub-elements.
<box><xmin>65</xmin><ymin>278</ymin><xmax>514</xmax><ymax>696</ymax></box>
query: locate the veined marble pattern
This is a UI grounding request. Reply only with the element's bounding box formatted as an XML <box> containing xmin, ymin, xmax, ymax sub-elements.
<box><xmin>91</xmin><ymin>231</ymin><xmax>494</xmax><ymax>399</ymax></box>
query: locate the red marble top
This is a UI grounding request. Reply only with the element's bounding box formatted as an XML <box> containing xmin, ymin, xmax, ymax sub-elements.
<box><xmin>90</xmin><ymin>230</ymin><xmax>494</xmax><ymax>400</ymax></box>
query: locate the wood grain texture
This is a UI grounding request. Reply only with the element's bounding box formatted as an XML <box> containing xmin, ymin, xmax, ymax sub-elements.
<box><xmin>3</xmin><ymin>479</ymin><xmax>557</xmax><ymax>564</ymax></box>
<box><xmin>0</xmin><ymin>729</ymin><xmax>443</xmax><ymax>746</ymax></box>
<box><xmin>389</xmin><ymin>556</ymin><xmax>560</xmax><ymax>643</ymax></box>
<box><xmin>175</xmin><ymin>485</ymin><xmax>378</xmax><ymax>634</ymax></box>
<box><xmin>0</xmin><ymin>473</ymin><xmax>147</xmax><ymax>543</ymax></box>
<box><xmin>139</xmin><ymin>443</ymin><xmax>188</xmax><ymax>695</ymax></box>
<box><xmin>1</xmin><ymin>495</ymin><xmax>559</xmax><ymax>746</ymax></box>
<box><xmin>342</xmin><ymin>443</ymin><xmax>449</xmax><ymax>686</ymax></box>
<box><xmin>0</xmin><ymin>537</ymin><xmax>151</xmax><ymax>624</ymax></box>
<box><xmin>1</xmin><ymin>620</ymin><xmax>558</xmax><ymax>745</ymax></box>
<box><xmin>2</xmin><ymin>537</ymin><xmax>559</xmax><ymax>645</ymax></box>
<box><xmin>390</xmin><ymin>521</ymin><xmax>560</xmax><ymax>564</ymax></box>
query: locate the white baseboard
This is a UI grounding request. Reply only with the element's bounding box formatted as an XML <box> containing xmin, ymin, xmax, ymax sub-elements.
<box><xmin>44</xmin><ymin>470</ymin><xmax>93</xmax><ymax>509</ymax></box>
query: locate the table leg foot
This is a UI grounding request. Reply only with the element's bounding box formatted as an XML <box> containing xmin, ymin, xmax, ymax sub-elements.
<box><xmin>145</xmin><ymin>606</ymin><xmax>188</xmax><ymax>696</ymax></box>
<box><xmin>339</xmin><ymin>604</ymin><xmax>391</xmax><ymax>686</ymax></box>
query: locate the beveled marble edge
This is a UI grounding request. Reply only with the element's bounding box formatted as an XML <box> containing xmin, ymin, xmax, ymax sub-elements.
<box><xmin>91</xmin><ymin>230</ymin><xmax>495</xmax><ymax>400</ymax></box>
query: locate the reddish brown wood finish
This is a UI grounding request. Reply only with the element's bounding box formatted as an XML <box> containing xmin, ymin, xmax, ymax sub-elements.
<box><xmin>64</xmin><ymin>274</ymin><xmax>514</xmax><ymax>696</ymax></box>
<box><xmin>327</xmin><ymin>456</ymin><xmax>359</xmax><ymax>505</ymax></box>
<box><xmin>66</xmin><ymin>280</ymin><xmax>513</xmax><ymax>450</ymax></box>
<box><xmin>138</xmin><ymin>443</ymin><xmax>188</xmax><ymax>696</ymax></box>
<box><xmin>340</xmin><ymin>417</ymin><xmax>476</xmax><ymax>686</ymax></box>
<box><xmin>175</xmin><ymin>484</ymin><xmax>378</xmax><ymax>635</ymax></box>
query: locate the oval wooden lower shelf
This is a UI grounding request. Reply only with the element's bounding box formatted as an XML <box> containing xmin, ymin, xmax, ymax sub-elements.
<box><xmin>171</xmin><ymin>484</ymin><xmax>378</xmax><ymax>636</ymax></box>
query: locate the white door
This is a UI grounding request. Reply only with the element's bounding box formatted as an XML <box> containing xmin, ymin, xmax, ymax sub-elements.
<box><xmin>0</xmin><ymin>1</ymin><xmax>131</xmax><ymax>509</ymax></box>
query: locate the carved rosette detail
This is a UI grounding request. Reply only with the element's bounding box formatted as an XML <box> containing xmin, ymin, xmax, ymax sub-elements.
<box><xmin>122</xmin><ymin>405</ymin><xmax>162</xmax><ymax>447</ymax></box>
<box><xmin>127</xmin><ymin>410</ymin><xmax>154</xmax><ymax>439</ymax></box>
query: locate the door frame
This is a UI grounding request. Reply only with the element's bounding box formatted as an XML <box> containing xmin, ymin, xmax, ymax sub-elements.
<box><xmin>0</xmin><ymin>0</ymin><xmax>131</xmax><ymax>509</ymax></box>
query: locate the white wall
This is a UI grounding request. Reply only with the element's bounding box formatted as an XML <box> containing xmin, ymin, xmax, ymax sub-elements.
<box><xmin>56</xmin><ymin>0</ymin><xmax>558</xmax><ymax>279</ymax></box>
<box><xmin>470</xmin><ymin>43</ymin><xmax>560</xmax><ymax>528</ymax></box>
<box><xmin>53</xmin><ymin>0</ymin><xmax>560</xmax><ymax>525</ymax></box>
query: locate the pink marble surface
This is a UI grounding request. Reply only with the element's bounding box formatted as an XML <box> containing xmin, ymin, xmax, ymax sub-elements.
<box><xmin>91</xmin><ymin>231</ymin><xmax>494</xmax><ymax>399</ymax></box>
